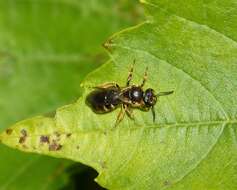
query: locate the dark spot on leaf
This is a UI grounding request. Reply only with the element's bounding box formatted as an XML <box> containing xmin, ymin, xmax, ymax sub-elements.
<box><xmin>21</xmin><ymin>129</ymin><xmax>27</xmax><ymax>137</ymax></box>
<box><xmin>6</xmin><ymin>129</ymin><xmax>13</xmax><ymax>135</ymax></box>
<box><xmin>40</xmin><ymin>135</ymin><xmax>50</xmax><ymax>144</ymax></box>
<box><xmin>19</xmin><ymin>129</ymin><xmax>27</xmax><ymax>144</ymax></box>
<box><xmin>49</xmin><ymin>140</ymin><xmax>62</xmax><ymax>151</ymax></box>
<box><xmin>102</xmin><ymin>38</ymin><xmax>114</xmax><ymax>52</ymax></box>
<box><xmin>19</xmin><ymin>137</ymin><xmax>25</xmax><ymax>144</ymax></box>
<box><xmin>66</xmin><ymin>133</ymin><xmax>72</xmax><ymax>138</ymax></box>
<box><xmin>22</xmin><ymin>144</ymin><xmax>28</xmax><ymax>149</ymax></box>
<box><xmin>76</xmin><ymin>145</ymin><xmax>80</xmax><ymax>150</ymax></box>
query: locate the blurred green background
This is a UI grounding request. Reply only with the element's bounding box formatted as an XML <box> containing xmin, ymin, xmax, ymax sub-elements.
<box><xmin>0</xmin><ymin>0</ymin><xmax>143</xmax><ymax>189</ymax></box>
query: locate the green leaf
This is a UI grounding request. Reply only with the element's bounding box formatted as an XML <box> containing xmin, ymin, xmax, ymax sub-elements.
<box><xmin>1</xmin><ymin>0</ymin><xmax>237</xmax><ymax>190</ymax></box>
<box><xmin>0</xmin><ymin>0</ymin><xmax>143</xmax><ymax>189</ymax></box>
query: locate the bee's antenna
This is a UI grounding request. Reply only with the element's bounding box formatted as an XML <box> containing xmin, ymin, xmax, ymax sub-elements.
<box><xmin>157</xmin><ymin>91</ymin><xmax>174</xmax><ymax>97</ymax></box>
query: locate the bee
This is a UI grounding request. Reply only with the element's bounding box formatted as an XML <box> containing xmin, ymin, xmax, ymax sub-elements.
<box><xmin>86</xmin><ymin>62</ymin><xmax>174</xmax><ymax>126</ymax></box>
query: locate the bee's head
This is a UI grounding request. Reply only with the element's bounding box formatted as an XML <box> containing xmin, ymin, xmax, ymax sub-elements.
<box><xmin>143</xmin><ymin>88</ymin><xmax>157</xmax><ymax>107</ymax></box>
<box><xmin>143</xmin><ymin>88</ymin><xmax>174</xmax><ymax>123</ymax></box>
<box><xmin>143</xmin><ymin>88</ymin><xmax>174</xmax><ymax>107</ymax></box>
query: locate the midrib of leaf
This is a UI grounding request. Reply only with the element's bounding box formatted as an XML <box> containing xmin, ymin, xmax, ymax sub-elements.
<box><xmin>141</xmin><ymin>0</ymin><xmax>237</xmax><ymax>44</ymax></box>
<box><xmin>1</xmin><ymin>120</ymin><xmax>236</xmax><ymax>138</ymax></box>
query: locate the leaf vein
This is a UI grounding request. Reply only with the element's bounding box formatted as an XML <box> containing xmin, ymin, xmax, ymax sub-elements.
<box><xmin>162</xmin><ymin>123</ymin><xmax>226</xmax><ymax>189</ymax></box>
<box><xmin>110</xmin><ymin>45</ymin><xmax>230</xmax><ymax>120</ymax></box>
<box><xmin>141</xmin><ymin>0</ymin><xmax>237</xmax><ymax>45</ymax></box>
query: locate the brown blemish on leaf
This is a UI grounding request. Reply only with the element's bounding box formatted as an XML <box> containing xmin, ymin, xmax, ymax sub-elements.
<box><xmin>76</xmin><ymin>145</ymin><xmax>80</xmax><ymax>150</ymax></box>
<box><xmin>102</xmin><ymin>38</ymin><xmax>114</xmax><ymax>52</ymax></box>
<box><xmin>49</xmin><ymin>140</ymin><xmax>62</xmax><ymax>151</ymax></box>
<box><xmin>22</xmin><ymin>144</ymin><xmax>28</xmax><ymax>149</ymax></box>
<box><xmin>40</xmin><ymin>135</ymin><xmax>50</xmax><ymax>144</ymax></box>
<box><xmin>6</xmin><ymin>129</ymin><xmax>13</xmax><ymax>135</ymax></box>
<box><xmin>66</xmin><ymin>133</ymin><xmax>72</xmax><ymax>138</ymax></box>
<box><xmin>19</xmin><ymin>137</ymin><xmax>25</xmax><ymax>144</ymax></box>
<box><xmin>19</xmin><ymin>129</ymin><xmax>27</xmax><ymax>144</ymax></box>
<box><xmin>21</xmin><ymin>129</ymin><xmax>27</xmax><ymax>136</ymax></box>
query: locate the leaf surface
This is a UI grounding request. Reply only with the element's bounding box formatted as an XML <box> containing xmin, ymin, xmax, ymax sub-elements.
<box><xmin>1</xmin><ymin>0</ymin><xmax>237</xmax><ymax>190</ymax></box>
<box><xmin>0</xmin><ymin>0</ymin><xmax>142</xmax><ymax>189</ymax></box>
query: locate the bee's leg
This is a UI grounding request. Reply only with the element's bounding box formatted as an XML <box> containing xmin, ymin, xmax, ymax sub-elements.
<box><xmin>124</xmin><ymin>104</ymin><xmax>135</xmax><ymax>120</ymax></box>
<box><xmin>140</xmin><ymin>66</ymin><xmax>148</xmax><ymax>87</ymax></box>
<box><xmin>114</xmin><ymin>105</ymin><xmax>126</xmax><ymax>127</ymax></box>
<box><xmin>94</xmin><ymin>82</ymin><xmax>120</xmax><ymax>89</ymax></box>
<box><xmin>126</xmin><ymin>60</ymin><xmax>135</xmax><ymax>86</ymax></box>
<box><xmin>119</xmin><ymin>97</ymin><xmax>132</xmax><ymax>105</ymax></box>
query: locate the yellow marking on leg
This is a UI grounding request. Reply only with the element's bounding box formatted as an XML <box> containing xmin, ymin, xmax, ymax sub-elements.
<box><xmin>141</xmin><ymin>67</ymin><xmax>148</xmax><ymax>87</ymax></box>
<box><xmin>124</xmin><ymin>105</ymin><xmax>135</xmax><ymax>120</ymax></box>
<box><xmin>126</xmin><ymin>61</ymin><xmax>135</xmax><ymax>86</ymax></box>
<box><xmin>103</xmin><ymin>106</ymin><xmax>109</xmax><ymax>112</ymax></box>
<box><xmin>114</xmin><ymin>106</ymin><xmax>125</xmax><ymax>127</ymax></box>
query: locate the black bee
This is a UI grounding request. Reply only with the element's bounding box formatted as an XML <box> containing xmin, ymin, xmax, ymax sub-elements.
<box><xmin>86</xmin><ymin>62</ymin><xmax>173</xmax><ymax>126</ymax></box>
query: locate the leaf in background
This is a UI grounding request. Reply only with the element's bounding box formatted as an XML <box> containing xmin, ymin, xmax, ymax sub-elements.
<box><xmin>0</xmin><ymin>0</ymin><xmax>143</xmax><ymax>189</ymax></box>
<box><xmin>1</xmin><ymin>0</ymin><xmax>237</xmax><ymax>190</ymax></box>
<box><xmin>0</xmin><ymin>145</ymin><xmax>70</xmax><ymax>190</ymax></box>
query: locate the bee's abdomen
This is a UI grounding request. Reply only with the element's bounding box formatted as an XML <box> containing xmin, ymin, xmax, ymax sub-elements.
<box><xmin>86</xmin><ymin>88</ymin><xmax>120</xmax><ymax>113</ymax></box>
